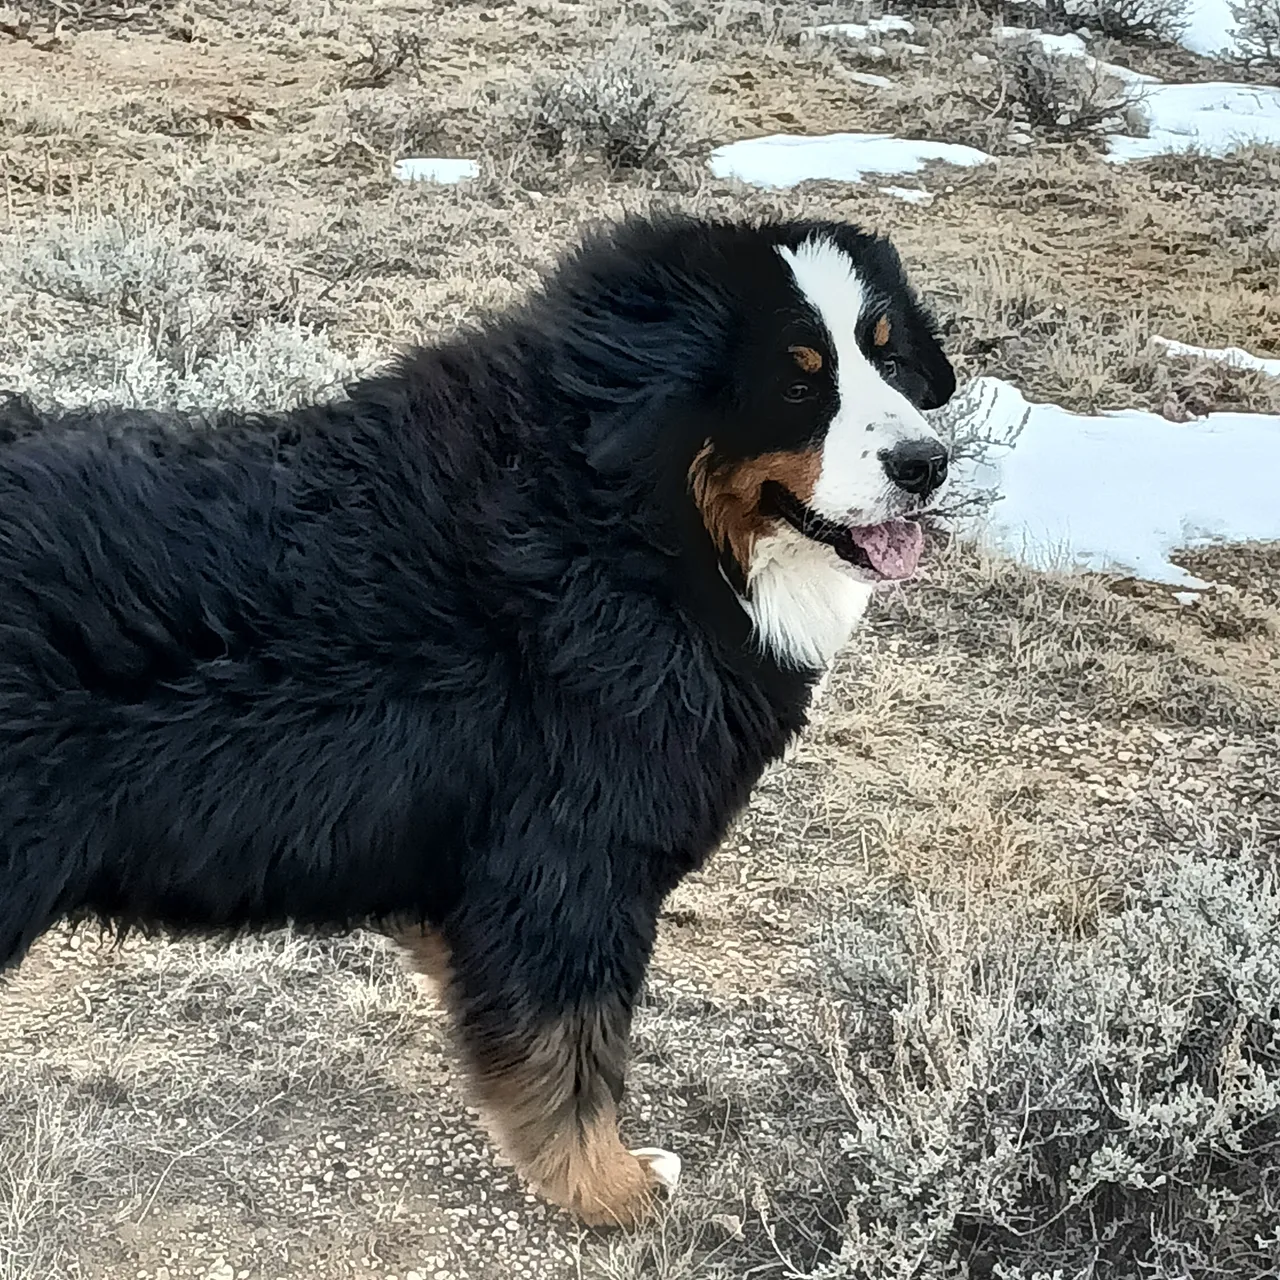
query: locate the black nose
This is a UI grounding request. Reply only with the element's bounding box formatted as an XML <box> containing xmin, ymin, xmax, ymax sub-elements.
<box><xmin>879</xmin><ymin>439</ymin><xmax>949</xmax><ymax>498</ymax></box>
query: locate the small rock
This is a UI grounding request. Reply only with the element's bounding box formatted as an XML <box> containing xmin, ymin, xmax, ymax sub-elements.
<box><xmin>712</xmin><ymin>1212</ymin><xmax>745</xmax><ymax>1239</ymax></box>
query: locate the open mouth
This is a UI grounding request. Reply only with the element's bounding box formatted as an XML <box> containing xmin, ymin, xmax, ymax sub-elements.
<box><xmin>761</xmin><ymin>481</ymin><xmax>924</xmax><ymax>581</ymax></box>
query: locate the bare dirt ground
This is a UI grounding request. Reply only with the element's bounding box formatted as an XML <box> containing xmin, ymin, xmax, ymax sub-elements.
<box><xmin>2</xmin><ymin>2</ymin><xmax>1279</xmax><ymax>1277</ymax></box>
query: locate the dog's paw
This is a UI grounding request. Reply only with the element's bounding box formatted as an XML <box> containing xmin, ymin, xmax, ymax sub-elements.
<box><xmin>630</xmin><ymin>1146</ymin><xmax>682</xmax><ymax>1193</ymax></box>
<box><xmin>558</xmin><ymin>1145</ymin><xmax>682</xmax><ymax>1228</ymax></box>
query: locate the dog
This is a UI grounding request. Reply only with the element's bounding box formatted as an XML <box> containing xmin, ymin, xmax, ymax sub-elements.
<box><xmin>0</xmin><ymin>214</ymin><xmax>954</xmax><ymax>1227</ymax></box>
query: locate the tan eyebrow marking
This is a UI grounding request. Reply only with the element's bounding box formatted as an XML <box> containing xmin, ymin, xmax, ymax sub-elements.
<box><xmin>788</xmin><ymin>345</ymin><xmax>823</xmax><ymax>373</ymax></box>
<box><xmin>873</xmin><ymin>315</ymin><xmax>892</xmax><ymax>348</ymax></box>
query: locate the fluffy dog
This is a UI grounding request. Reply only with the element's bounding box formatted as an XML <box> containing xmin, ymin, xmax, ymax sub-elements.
<box><xmin>0</xmin><ymin>214</ymin><xmax>954</xmax><ymax>1226</ymax></box>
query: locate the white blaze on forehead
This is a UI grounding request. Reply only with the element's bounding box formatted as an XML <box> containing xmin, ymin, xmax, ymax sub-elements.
<box><xmin>775</xmin><ymin>236</ymin><xmax>939</xmax><ymax>524</ymax></box>
<box><xmin>776</xmin><ymin>236</ymin><xmax>869</xmax><ymax>392</ymax></box>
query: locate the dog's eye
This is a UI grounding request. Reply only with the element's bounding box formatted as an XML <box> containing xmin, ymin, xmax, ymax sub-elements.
<box><xmin>879</xmin><ymin>357</ymin><xmax>900</xmax><ymax>382</ymax></box>
<box><xmin>783</xmin><ymin>381</ymin><xmax>813</xmax><ymax>403</ymax></box>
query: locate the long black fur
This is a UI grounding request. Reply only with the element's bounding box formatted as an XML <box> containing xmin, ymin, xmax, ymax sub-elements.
<box><xmin>0</xmin><ymin>215</ymin><xmax>952</xmax><ymax>1033</ymax></box>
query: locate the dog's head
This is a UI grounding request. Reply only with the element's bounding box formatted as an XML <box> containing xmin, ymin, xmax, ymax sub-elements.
<box><xmin>688</xmin><ymin>222</ymin><xmax>954</xmax><ymax>586</ymax></box>
<box><xmin>551</xmin><ymin>216</ymin><xmax>956</xmax><ymax>668</ymax></box>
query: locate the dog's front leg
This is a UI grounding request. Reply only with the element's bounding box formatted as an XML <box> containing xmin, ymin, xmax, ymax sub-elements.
<box><xmin>396</xmin><ymin>853</ymin><xmax>679</xmax><ymax>1228</ymax></box>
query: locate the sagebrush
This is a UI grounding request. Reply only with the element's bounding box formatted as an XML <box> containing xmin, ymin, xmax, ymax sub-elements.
<box><xmin>999</xmin><ymin>37</ymin><xmax>1137</xmax><ymax>139</ymax></box>
<box><xmin>516</xmin><ymin>51</ymin><xmax>687</xmax><ymax>171</ymax></box>
<box><xmin>820</xmin><ymin>835</ymin><xmax>1280</xmax><ymax>1278</ymax></box>
<box><xmin>1093</xmin><ymin>0</ymin><xmax>1189</xmax><ymax>40</ymax></box>
<box><xmin>1230</xmin><ymin>0</ymin><xmax>1280</xmax><ymax>67</ymax></box>
<box><xmin>0</xmin><ymin>213</ymin><xmax>368</xmax><ymax>410</ymax></box>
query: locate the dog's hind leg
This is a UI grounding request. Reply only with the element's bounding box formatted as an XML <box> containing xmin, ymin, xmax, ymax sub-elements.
<box><xmin>397</xmin><ymin>886</ymin><xmax>679</xmax><ymax>1229</ymax></box>
<box><xmin>393</xmin><ymin>924</ymin><xmax>454</xmax><ymax>1000</ymax></box>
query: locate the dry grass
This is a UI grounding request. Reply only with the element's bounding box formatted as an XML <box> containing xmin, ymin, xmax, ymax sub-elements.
<box><xmin>2</xmin><ymin>0</ymin><xmax>1280</xmax><ymax>1276</ymax></box>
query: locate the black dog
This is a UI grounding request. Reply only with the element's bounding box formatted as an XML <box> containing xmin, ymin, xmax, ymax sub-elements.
<box><xmin>0</xmin><ymin>215</ymin><xmax>954</xmax><ymax>1226</ymax></box>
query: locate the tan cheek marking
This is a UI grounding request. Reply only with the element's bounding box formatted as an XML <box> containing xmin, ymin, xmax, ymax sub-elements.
<box><xmin>789</xmin><ymin>345</ymin><xmax>823</xmax><ymax>373</ymax></box>
<box><xmin>763</xmin><ymin>447</ymin><xmax>822</xmax><ymax>506</ymax></box>
<box><xmin>689</xmin><ymin>443</ymin><xmax>823</xmax><ymax>575</ymax></box>
<box><xmin>873</xmin><ymin>315</ymin><xmax>891</xmax><ymax>348</ymax></box>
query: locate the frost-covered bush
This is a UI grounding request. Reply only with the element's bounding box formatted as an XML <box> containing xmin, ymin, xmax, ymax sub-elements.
<box><xmin>1</xmin><ymin>214</ymin><xmax>368</xmax><ymax>411</ymax></box>
<box><xmin>3</xmin><ymin>320</ymin><xmax>365</xmax><ymax>414</ymax></box>
<box><xmin>994</xmin><ymin>0</ymin><xmax>1189</xmax><ymax>37</ymax></box>
<box><xmin>17</xmin><ymin>215</ymin><xmax>228</xmax><ymax>318</ymax></box>
<box><xmin>1230</xmin><ymin>0</ymin><xmax>1280</xmax><ymax>68</ymax></box>
<box><xmin>1093</xmin><ymin>0</ymin><xmax>1189</xmax><ymax>40</ymax></box>
<box><xmin>1000</xmin><ymin>37</ymin><xmax>1138</xmax><ymax>138</ymax></box>
<box><xmin>519</xmin><ymin>51</ymin><xmax>687</xmax><ymax>171</ymax></box>
<box><xmin>820</xmin><ymin>845</ymin><xmax>1280</xmax><ymax>1277</ymax></box>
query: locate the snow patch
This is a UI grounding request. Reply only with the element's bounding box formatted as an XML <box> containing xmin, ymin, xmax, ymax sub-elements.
<box><xmin>835</xmin><ymin>69</ymin><xmax>896</xmax><ymax>88</ymax></box>
<box><xmin>801</xmin><ymin>15</ymin><xmax>917</xmax><ymax>40</ymax></box>
<box><xmin>880</xmin><ymin>184</ymin><xmax>935</xmax><ymax>204</ymax></box>
<box><xmin>1153</xmin><ymin>336</ymin><xmax>1280</xmax><ymax>379</ymax></box>
<box><xmin>998</xmin><ymin>0</ymin><xmax>1243</xmax><ymax>52</ymax></box>
<box><xmin>997</xmin><ymin>26</ymin><xmax>1156</xmax><ymax>83</ymax></box>
<box><xmin>709</xmin><ymin>133</ymin><xmax>991</xmax><ymax>189</ymax></box>
<box><xmin>392</xmin><ymin>158</ymin><xmax>480</xmax><ymax>184</ymax></box>
<box><xmin>1110</xmin><ymin>81</ymin><xmax>1280</xmax><ymax>161</ymax></box>
<box><xmin>948</xmin><ymin>377</ymin><xmax>1280</xmax><ymax>586</ymax></box>
<box><xmin>1180</xmin><ymin>0</ymin><xmax>1244</xmax><ymax>58</ymax></box>
<box><xmin>1010</xmin><ymin>29</ymin><xmax>1089</xmax><ymax>58</ymax></box>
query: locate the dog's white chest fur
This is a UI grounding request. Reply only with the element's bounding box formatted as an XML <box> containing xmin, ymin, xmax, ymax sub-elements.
<box><xmin>741</xmin><ymin>526</ymin><xmax>873</xmax><ymax>671</ymax></box>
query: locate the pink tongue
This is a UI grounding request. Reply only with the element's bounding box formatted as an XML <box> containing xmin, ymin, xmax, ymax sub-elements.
<box><xmin>849</xmin><ymin>519</ymin><xmax>924</xmax><ymax>579</ymax></box>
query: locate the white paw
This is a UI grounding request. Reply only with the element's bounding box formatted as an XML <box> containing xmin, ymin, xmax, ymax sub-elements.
<box><xmin>631</xmin><ymin>1146</ymin><xmax>682</xmax><ymax>1192</ymax></box>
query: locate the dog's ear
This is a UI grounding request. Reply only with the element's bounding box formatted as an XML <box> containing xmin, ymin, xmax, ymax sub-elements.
<box><xmin>891</xmin><ymin>298</ymin><xmax>956</xmax><ymax>412</ymax></box>
<box><xmin>550</xmin><ymin>254</ymin><xmax>735</xmax><ymax>475</ymax></box>
<box><xmin>910</xmin><ymin>333</ymin><xmax>957</xmax><ymax>411</ymax></box>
